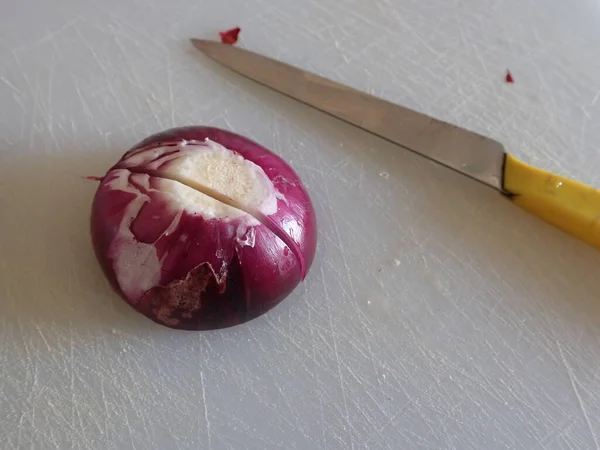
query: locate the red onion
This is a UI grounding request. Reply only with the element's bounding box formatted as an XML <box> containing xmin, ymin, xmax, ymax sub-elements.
<box><xmin>91</xmin><ymin>126</ymin><xmax>317</xmax><ymax>330</ymax></box>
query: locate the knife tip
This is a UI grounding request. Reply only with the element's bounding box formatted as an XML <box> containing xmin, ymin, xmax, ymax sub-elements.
<box><xmin>190</xmin><ymin>38</ymin><xmax>208</xmax><ymax>51</ymax></box>
<box><xmin>190</xmin><ymin>38</ymin><xmax>221</xmax><ymax>54</ymax></box>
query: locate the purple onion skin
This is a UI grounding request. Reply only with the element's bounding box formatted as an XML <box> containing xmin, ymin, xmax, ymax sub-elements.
<box><xmin>91</xmin><ymin>126</ymin><xmax>317</xmax><ymax>330</ymax></box>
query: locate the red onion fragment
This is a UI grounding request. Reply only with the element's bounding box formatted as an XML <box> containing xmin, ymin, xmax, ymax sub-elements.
<box><xmin>219</xmin><ymin>27</ymin><xmax>241</xmax><ymax>45</ymax></box>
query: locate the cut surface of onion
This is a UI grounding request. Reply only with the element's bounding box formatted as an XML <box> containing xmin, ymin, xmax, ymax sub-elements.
<box><xmin>91</xmin><ymin>126</ymin><xmax>317</xmax><ymax>330</ymax></box>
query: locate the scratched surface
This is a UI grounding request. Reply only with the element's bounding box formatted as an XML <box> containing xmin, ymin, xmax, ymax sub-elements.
<box><xmin>2</xmin><ymin>0</ymin><xmax>600</xmax><ymax>448</ymax></box>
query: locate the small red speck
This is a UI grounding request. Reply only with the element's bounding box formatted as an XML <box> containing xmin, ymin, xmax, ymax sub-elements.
<box><xmin>82</xmin><ymin>176</ymin><xmax>103</xmax><ymax>181</ymax></box>
<box><xmin>219</xmin><ymin>27</ymin><xmax>241</xmax><ymax>45</ymax></box>
<box><xmin>505</xmin><ymin>70</ymin><xmax>514</xmax><ymax>84</ymax></box>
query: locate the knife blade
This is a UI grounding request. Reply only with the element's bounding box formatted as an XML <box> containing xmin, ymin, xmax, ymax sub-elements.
<box><xmin>191</xmin><ymin>38</ymin><xmax>505</xmax><ymax>191</ymax></box>
<box><xmin>190</xmin><ymin>38</ymin><xmax>600</xmax><ymax>251</ymax></box>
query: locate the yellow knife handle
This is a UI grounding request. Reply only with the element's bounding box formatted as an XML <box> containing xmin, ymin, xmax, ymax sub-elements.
<box><xmin>503</xmin><ymin>154</ymin><xmax>600</xmax><ymax>250</ymax></box>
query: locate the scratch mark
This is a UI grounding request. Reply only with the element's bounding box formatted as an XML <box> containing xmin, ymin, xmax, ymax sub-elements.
<box><xmin>558</xmin><ymin>342</ymin><xmax>599</xmax><ymax>450</ymax></box>
<box><xmin>46</xmin><ymin>47</ymin><xmax>56</xmax><ymax>145</ymax></box>
<box><xmin>536</xmin><ymin>420</ymin><xmax>576</xmax><ymax>449</ymax></box>
<box><xmin>16</xmin><ymin>412</ymin><xmax>25</xmax><ymax>450</ymax></box>
<box><xmin>364</xmin><ymin>393</ymin><xmax>420</xmax><ymax>447</ymax></box>
<box><xmin>70</xmin><ymin>324</ymin><xmax>75</xmax><ymax>442</ymax></box>
<box><xmin>166</xmin><ymin>52</ymin><xmax>175</xmax><ymax>126</ymax></box>
<box><xmin>34</xmin><ymin>325</ymin><xmax>52</xmax><ymax>353</ymax></box>
<box><xmin>0</xmin><ymin>76</ymin><xmax>23</xmax><ymax>95</ymax></box>
<box><xmin>201</xmin><ymin>371</ymin><xmax>212</xmax><ymax>449</ymax></box>
<box><xmin>11</xmin><ymin>52</ymin><xmax>43</xmax><ymax>149</ymax></box>
<box><xmin>72</xmin><ymin>23</ymin><xmax>130</xmax><ymax>123</ymax></box>
<box><xmin>591</xmin><ymin>90</ymin><xmax>600</xmax><ymax>107</ymax></box>
<box><xmin>1</xmin><ymin>14</ymin><xmax>77</xmax><ymax>54</ymax></box>
<box><xmin>321</xmin><ymin>265</ymin><xmax>355</xmax><ymax>450</ymax></box>
<box><xmin>305</xmin><ymin>297</ymin><xmax>327</xmax><ymax>448</ymax></box>
<box><xmin>105</xmin><ymin>24</ymin><xmax>165</xmax><ymax>128</ymax></box>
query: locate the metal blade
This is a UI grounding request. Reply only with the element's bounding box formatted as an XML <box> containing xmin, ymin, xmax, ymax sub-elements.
<box><xmin>191</xmin><ymin>39</ymin><xmax>506</xmax><ymax>191</ymax></box>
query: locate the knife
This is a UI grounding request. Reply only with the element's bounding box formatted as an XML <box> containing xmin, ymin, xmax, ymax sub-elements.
<box><xmin>191</xmin><ymin>38</ymin><xmax>600</xmax><ymax>251</ymax></box>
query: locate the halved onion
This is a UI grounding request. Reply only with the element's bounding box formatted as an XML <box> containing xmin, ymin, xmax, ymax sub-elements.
<box><xmin>91</xmin><ymin>126</ymin><xmax>317</xmax><ymax>330</ymax></box>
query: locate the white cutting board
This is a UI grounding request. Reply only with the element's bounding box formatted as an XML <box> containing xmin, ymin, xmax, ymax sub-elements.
<box><xmin>3</xmin><ymin>0</ymin><xmax>600</xmax><ymax>448</ymax></box>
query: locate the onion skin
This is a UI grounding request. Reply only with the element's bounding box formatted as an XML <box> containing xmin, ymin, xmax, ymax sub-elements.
<box><xmin>91</xmin><ymin>126</ymin><xmax>317</xmax><ymax>330</ymax></box>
